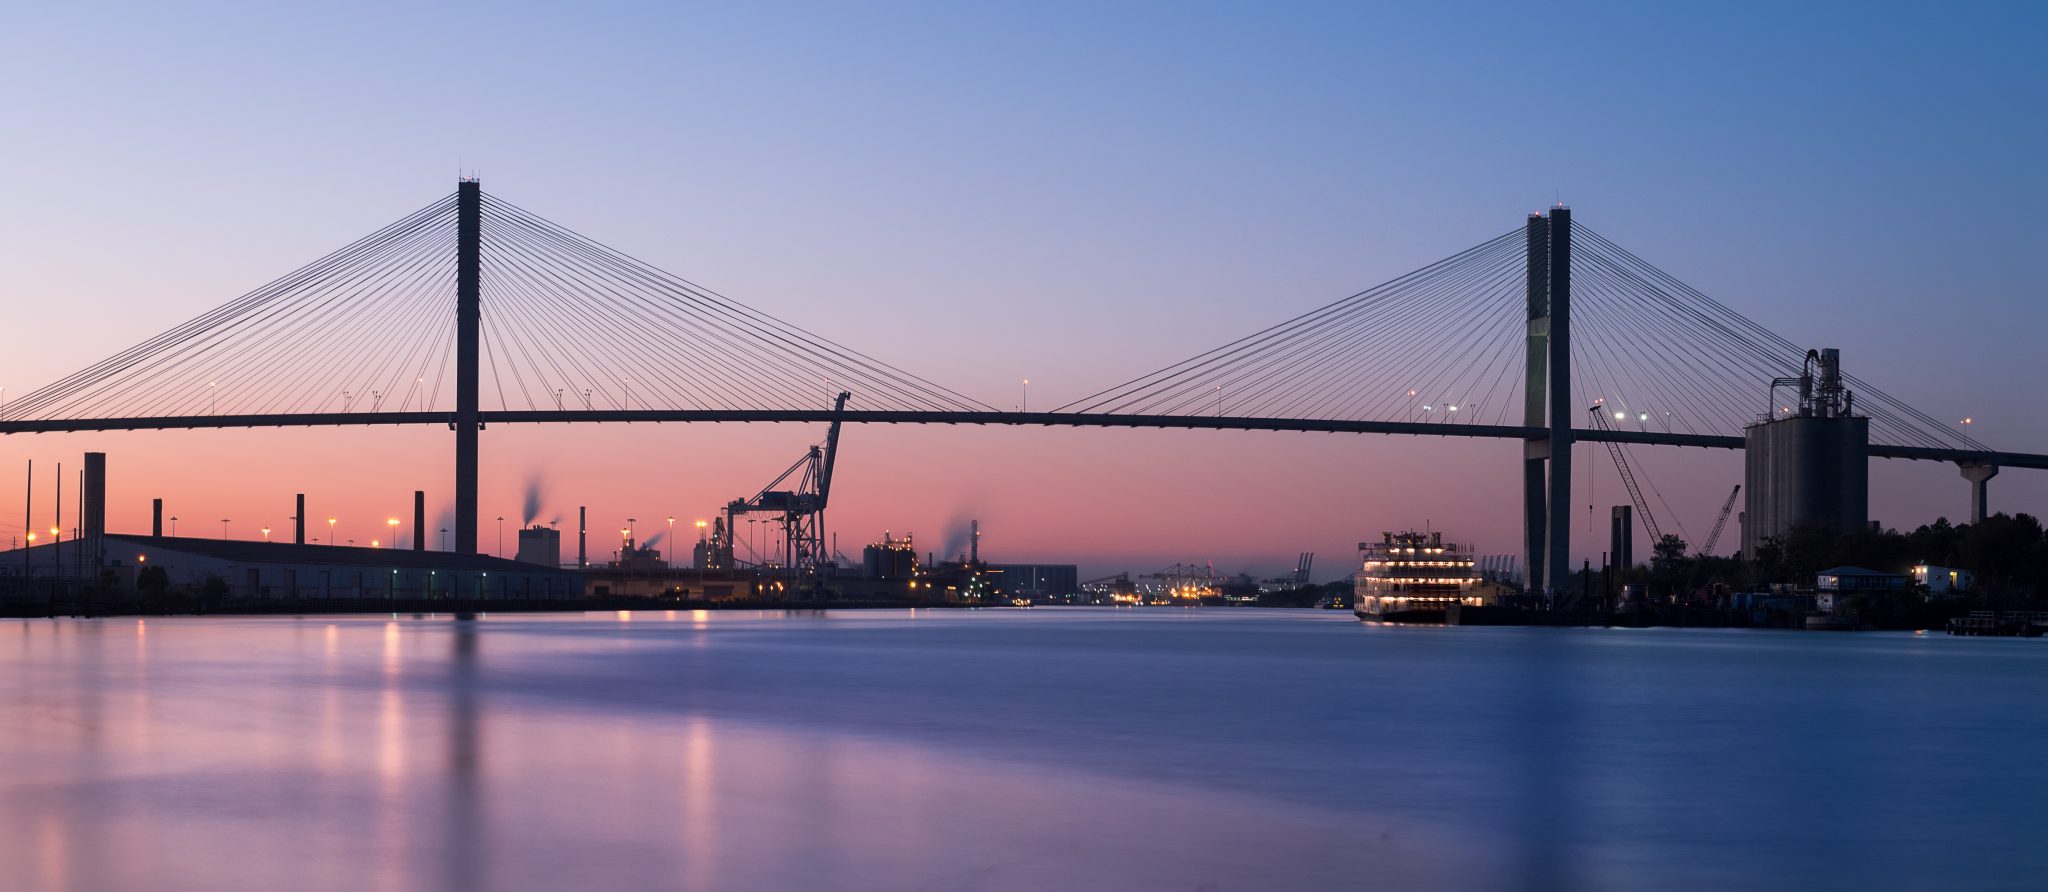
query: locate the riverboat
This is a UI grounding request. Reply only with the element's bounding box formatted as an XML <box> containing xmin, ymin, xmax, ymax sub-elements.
<box><xmin>1353</xmin><ymin>531</ymin><xmax>1487</xmax><ymax>623</ymax></box>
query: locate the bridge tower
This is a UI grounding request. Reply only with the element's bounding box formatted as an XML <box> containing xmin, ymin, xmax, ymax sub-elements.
<box><xmin>1546</xmin><ymin>207</ymin><xmax>1572</xmax><ymax>598</ymax></box>
<box><xmin>1522</xmin><ymin>213</ymin><xmax>1549</xmax><ymax>595</ymax></box>
<box><xmin>1522</xmin><ymin>206</ymin><xmax>1572</xmax><ymax>599</ymax></box>
<box><xmin>455</xmin><ymin>179</ymin><xmax>482</xmax><ymax>554</ymax></box>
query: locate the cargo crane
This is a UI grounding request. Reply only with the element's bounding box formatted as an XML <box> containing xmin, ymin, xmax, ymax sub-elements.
<box><xmin>1588</xmin><ymin>405</ymin><xmax>1666</xmax><ymax>544</ymax></box>
<box><xmin>1292</xmin><ymin>552</ymin><xmax>1316</xmax><ymax>587</ymax></box>
<box><xmin>1144</xmin><ymin>562</ymin><xmax>1226</xmax><ymax>602</ymax></box>
<box><xmin>1702</xmin><ymin>484</ymin><xmax>1740</xmax><ymax>555</ymax></box>
<box><xmin>725</xmin><ymin>391</ymin><xmax>851</xmax><ymax>580</ymax></box>
<box><xmin>1081</xmin><ymin>572</ymin><xmax>1139</xmax><ymax>603</ymax></box>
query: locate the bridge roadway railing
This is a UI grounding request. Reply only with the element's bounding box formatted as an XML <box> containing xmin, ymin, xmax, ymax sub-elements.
<box><xmin>1</xmin><ymin>410</ymin><xmax>2044</xmax><ymax>470</ymax></box>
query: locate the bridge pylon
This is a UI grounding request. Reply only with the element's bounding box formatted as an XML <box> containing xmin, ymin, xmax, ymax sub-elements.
<box><xmin>1522</xmin><ymin>213</ymin><xmax>1550</xmax><ymax>596</ymax></box>
<box><xmin>455</xmin><ymin>179</ymin><xmax>481</xmax><ymax>554</ymax></box>
<box><xmin>1522</xmin><ymin>206</ymin><xmax>1572</xmax><ymax>601</ymax></box>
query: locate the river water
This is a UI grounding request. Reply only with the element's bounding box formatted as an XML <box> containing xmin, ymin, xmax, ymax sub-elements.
<box><xmin>2</xmin><ymin>608</ymin><xmax>2044</xmax><ymax>891</ymax></box>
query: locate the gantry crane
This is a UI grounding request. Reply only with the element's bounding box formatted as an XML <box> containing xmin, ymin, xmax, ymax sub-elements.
<box><xmin>724</xmin><ymin>391</ymin><xmax>851</xmax><ymax>578</ymax></box>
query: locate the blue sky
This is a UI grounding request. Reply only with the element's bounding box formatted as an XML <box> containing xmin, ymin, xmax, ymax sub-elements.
<box><xmin>1</xmin><ymin>2</ymin><xmax>2043</xmax><ymax>574</ymax></box>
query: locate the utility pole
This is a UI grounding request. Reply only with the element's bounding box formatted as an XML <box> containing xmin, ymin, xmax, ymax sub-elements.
<box><xmin>22</xmin><ymin>459</ymin><xmax>31</xmax><ymax>579</ymax></box>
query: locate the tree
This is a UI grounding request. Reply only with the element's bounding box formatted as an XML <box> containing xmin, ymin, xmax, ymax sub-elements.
<box><xmin>1651</xmin><ymin>534</ymin><xmax>1689</xmax><ymax>573</ymax></box>
<box><xmin>137</xmin><ymin>565</ymin><xmax>169</xmax><ymax>597</ymax></box>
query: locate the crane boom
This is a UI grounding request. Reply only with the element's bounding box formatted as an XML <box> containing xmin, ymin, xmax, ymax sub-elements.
<box><xmin>817</xmin><ymin>391</ymin><xmax>851</xmax><ymax>509</ymax></box>
<box><xmin>1702</xmin><ymin>484</ymin><xmax>1740</xmax><ymax>555</ymax></box>
<box><xmin>1588</xmin><ymin>406</ymin><xmax>1664</xmax><ymax>543</ymax></box>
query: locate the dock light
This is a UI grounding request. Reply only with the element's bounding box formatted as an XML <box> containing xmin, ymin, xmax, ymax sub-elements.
<box><xmin>26</xmin><ymin>533</ymin><xmax>36</xmax><ymax>543</ymax></box>
<box><xmin>1614</xmin><ymin>411</ymin><xmax>1627</xmax><ymax>420</ymax></box>
<box><xmin>1637</xmin><ymin>412</ymin><xmax>1649</xmax><ymax>422</ymax></box>
<box><xmin>371</xmin><ymin>539</ymin><xmax>380</xmax><ymax>548</ymax></box>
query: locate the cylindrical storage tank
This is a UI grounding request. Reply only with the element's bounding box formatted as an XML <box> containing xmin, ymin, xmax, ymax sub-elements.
<box><xmin>1742</xmin><ymin>415</ymin><xmax>1868</xmax><ymax>556</ymax></box>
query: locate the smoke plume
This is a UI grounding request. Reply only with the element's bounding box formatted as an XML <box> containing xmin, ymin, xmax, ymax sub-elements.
<box><xmin>521</xmin><ymin>474</ymin><xmax>546</xmax><ymax>526</ymax></box>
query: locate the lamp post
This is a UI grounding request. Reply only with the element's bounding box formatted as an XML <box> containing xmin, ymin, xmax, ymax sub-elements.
<box><xmin>1021</xmin><ymin>379</ymin><xmax>1029</xmax><ymax>413</ymax></box>
<box><xmin>220</xmin><ymin>519</ymin><xmax>229</xmax><ymax>539</ymax></box>
<box><xmin>497</xmin><ymin>516</ymin><xmax>505</xmax><ymax>556</ymax></box>
<box><xmin>388</xmin><ymin>518</ymin><xmax>401</xmax><ymax>552</ymax></box>
<box><xmin>171</xmin><ymin>516</ymin><xmax>179</xmax><ymax>537</ymax></box>
<box><xmin>441</xmin><ymin>528</ymin><xmax>449</xmax><ymax>551</ymax></box>
<box><xmin>261</xmin><ymin>526</ymin><xmax>271</xmax><ymax>543</ymax></box>
<box><xmin>667</xmin><ymin>516</ymin><xmax>676</xmax><ymax>564</ymax></box>
<box><xmin>327</xmin><ymin>516</ymin><xmax>337</xmax><ymax>546</ymax></box>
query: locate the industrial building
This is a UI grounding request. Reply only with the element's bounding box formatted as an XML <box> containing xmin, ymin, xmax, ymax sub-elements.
<box><xmin>989</xmin><ymin>564</ymin><xmax>1080</xmax><ymax>600</ymax></box>
<box><xmin>1</xmin><ymin>535</ymin><xmax>580</xmax><ymax>599</ymax></box>
<box><xmin>1742</xmin><ymin>348</ymin><xmax>1869</xmax><ymax>555</ymax></box>
<box><xmin>1814</xmin><ymin>566</ymin><xmax>1908</xmax><ymax>613</ymax></box>
<box><xmin>516</xmin><ymin>525</ymin><xmax>562</xmax><ymax>567</ymax></box>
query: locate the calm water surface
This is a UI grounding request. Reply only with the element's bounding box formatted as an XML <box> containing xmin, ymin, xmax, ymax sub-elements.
<box><xmin>3</xmin><ymin>608</ymin><xmax>2045</xmax><ymax>891</ymax></box>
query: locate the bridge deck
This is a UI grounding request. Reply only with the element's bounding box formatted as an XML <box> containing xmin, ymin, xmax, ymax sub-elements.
<box><xmin>3</xmin><ymin>410</ymin><xmax>2042</xmax><ymax>469</ymax></box>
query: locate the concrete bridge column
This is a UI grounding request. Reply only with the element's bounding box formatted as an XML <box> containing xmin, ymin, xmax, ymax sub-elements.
<box><xmin>1523</xmin><ymin>212</ymin><xmax>1550</xmax><ymax>595</ymax></box>
<box><xmin>1960</xmin><ymin>461</ymin><xmax>1998</xmax><ymax>523</ymax></box>
<box><xmin>1544</xmin><ymin>206</ymin><xmax>1573</xmax><ymax>599</ymax></box>
<box><xmin>455</xmin><ymin>179</ymin><xmax>481</xmax><ymax>554</ymax></box>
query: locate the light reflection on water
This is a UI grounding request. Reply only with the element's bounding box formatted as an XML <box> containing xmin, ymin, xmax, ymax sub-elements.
<box><xmin>2</xmin><ymin>609</ymin><xmax>2046</xmax><ymax>891</ymax></box>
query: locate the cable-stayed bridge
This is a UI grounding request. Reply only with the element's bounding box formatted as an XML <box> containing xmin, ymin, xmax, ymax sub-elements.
<box><xmin>3</xmin><ymin>181</ymin><xmax>2039</xmax><ymax>594</ymax></box>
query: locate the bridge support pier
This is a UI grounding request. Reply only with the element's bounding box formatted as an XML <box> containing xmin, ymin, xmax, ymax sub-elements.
<box><xmin>455</xmin><ymin>179</ymin><xmax>481</xmax><ymax>554</ymax></box>
<box><xmin>1518</xmin><ymin>206</ymin><xmax>1572</xmax><ymax>601</ymax></box>
<box><xmin>1522</xmin><ymin>213</ymin><xmax>1550</xmax><ymax>595</ymax></box>
<box><xmin>1545</xmin><ymin>206</ymin><xmax>1573</xmax><ymax>600</ymax></box>
<box><xmin>1960</xmin><ymin>461</ymin><xmax>1998</xmax><ymax>524</ymax></box>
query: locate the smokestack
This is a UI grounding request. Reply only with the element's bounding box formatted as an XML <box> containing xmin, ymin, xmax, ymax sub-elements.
<box><xmin>413</xmin><ymin>491</ymin><xmax>426</xmax><ymax>550</ymax></box>
<box><xmin>153</xmin><ymin>498</ymin><xmax>164</xmax><ymax>537</ymax></box>
<box><xmin>83</xmin><ymin>453</ymin><xmax>105</xmax><ymax>569</ymax></box>
<box><xmin>970</xmin><ymin>519</ymin><xmax>979</xmax><ymax>564</ymax></box>
<box><xmin>295</xmin><ymin>494</ymin><xmax>305</xmax><ymax>544</ymax></box>
<box><xmin>579</xmin><ymin>506</ymin><xmax>587</xmax><ymax>569</ymax></box>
